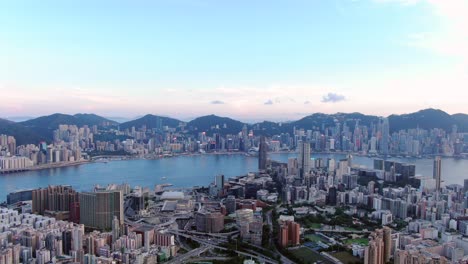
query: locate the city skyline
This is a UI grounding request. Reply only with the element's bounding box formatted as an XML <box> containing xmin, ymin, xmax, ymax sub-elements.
<box><xmin>1</xmin><ymin>0</ymin><xmax>467</xmax><ymax>120</ymax></box>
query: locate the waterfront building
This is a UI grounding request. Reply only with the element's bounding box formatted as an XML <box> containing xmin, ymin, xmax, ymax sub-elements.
<box><xmin>79</xmin><ymin>190</ymin><xmax>123</xmax><ymax>230</ymax></box>
<box><xmin>32</xmin><ymin>185</ymin><xmax>79</xmax><ymax>217</ymax></box>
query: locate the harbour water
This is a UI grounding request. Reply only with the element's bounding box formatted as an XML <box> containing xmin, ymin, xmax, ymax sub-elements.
<box><xmin>1</xmin><ymin>153</ymin><xmax>468</xmax><ymax>201</ymax></box>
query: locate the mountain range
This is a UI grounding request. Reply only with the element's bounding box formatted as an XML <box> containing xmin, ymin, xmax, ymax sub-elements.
<box><xmin>1</xmin><ymin>109</ymin><xmax>467</xmax><ymax>145</ymax></box>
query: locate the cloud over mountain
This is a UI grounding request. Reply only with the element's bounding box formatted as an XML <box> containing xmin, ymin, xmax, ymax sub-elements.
<box><xmin>321</xmin><ymin>93</ymin><xmax>346</xmax><ymax>103</ymax></box>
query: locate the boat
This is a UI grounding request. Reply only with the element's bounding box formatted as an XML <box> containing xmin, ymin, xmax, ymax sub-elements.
<box><xmin>161</xmin><ymin>176</ymin><xmax>167</xmax><ymax>180</ymax></box>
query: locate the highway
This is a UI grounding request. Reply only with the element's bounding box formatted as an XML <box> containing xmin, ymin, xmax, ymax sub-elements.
<box><xmin>169</xmin><ymin>229</ymin><xmax>279</xmax><ymax>264</ymax></box>
<box><xmin>166</xmin><ymin>245</ymin><xmax>212</xmax><ymax>264</ymax></box>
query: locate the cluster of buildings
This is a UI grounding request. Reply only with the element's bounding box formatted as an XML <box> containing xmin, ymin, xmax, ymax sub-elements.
<box><xmin>3</xmin><ymin>114</ymin><xmax>468</xmax><ymax>172</ymax></box>
<box><xmin>0</xmin><ymin>131</ymin><xmax>83</xmax><ymax>172</ymax></box>
<box><xmin>1</xmin><ymin>183</ymin><xmax>181</xmax><ymax>264</ymax></box>
<box><xmin>0</xmin><ymin>206</ymin><xmax>176</xmax><ymax>264</ymax></box>
<box><xmin>257</xmin><ymin>138</ymin><xmax>468</xmax><ymax>262</ymax></box>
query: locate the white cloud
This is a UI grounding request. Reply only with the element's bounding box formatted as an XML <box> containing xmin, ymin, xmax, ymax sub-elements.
<box><xmin>375</xmin><ymin>0</ymin><xmax>468</xmax><ymax>67</ymax></box>
<box><xmin>321</xmin><ymin>93</ymin><xmax>346</xmax><ymax>103</ymax></box>
<box><xmin>372</xmin><ymin>0</ymin><xmax>421</xmax><ymax>5</ymax></box>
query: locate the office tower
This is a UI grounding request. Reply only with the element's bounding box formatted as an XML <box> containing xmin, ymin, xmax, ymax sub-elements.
<box><xmin>343</xmin><ymin>174</ymin><xmax>358</xmax><ymax>190</ymax></box>
<box><xmin>62</xmin><ymin>231</ymin><xmax>72</xmax><ymax>256</ymax></box>
<box><xmin>464</xmin><ymin>179</ymin><xmax>468</xmax><ymax>193</ymax></box>
<box><xmin>288</xmin><ymin>158</ymin><xmax>298</xmax><ymax>176</ymax></box>
<box><xmin>298</xmin><ymin>141</ymin><xmax>311</xmax><ymax>179</ymax></box>
<box><xmin>195</xmin><ymin>211</ymin><xmax>224</xmax><ymax>233</ymax></box>
<box><xmin>225</xmin><ymin>195</ymin><xmax>236</xmax><ymax>214</ymax></box>
<box><xmin>327</xmin><ymin>186</ymin><xmax>337</xmax><ymax>206</ymax></box>
<box><xmin>433</xmin><ymin>156</ymin><xmax>442</xmax><ymax>192</ymax></box>
<box><xmin>381</xmin><ymin>118</ymin><xmax>390</xmax><ymax>155</ymax></box>
<box><xmin>374</xmin><ymin>159</ymin><xmax>385</xmax><ymax>170</ymax></box>
<box><xmin>258</xmin><ymin>136</ymin><xmax>267</xmax><ymax>170</ymax></box>
<box><xmin>79</xmin><ymin>190</ymin><xmax>123</xmax><ymax>230</ymax></box>
<box><xmin>216</xmin><ymin>174</ymin><xmax>225</xmax><ymax>190</ymax></box>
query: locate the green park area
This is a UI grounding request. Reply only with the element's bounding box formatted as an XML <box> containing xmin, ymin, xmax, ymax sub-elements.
<box><xmin>344</xmin><ymin>238</ymin><xmax>369</xmax><ymax>246</ymax></box>
<box><xmin>305</xmin><ymin>234</ymin><xmax>325</xmax><ymax>243</ymax></box>
<box><xmin>331</xmin><ymin>251</ymin><xmax>363</xmax><ymax>264</ymax></box>
<box><xmin>307</xmin><ymin>223</ymin><xmax>322</xmax><ymax>229</ymax></box>
<box><xmin>289</xmin><ymin>247</ymin><xmax>330</xmax><ymax>264</ymax></box>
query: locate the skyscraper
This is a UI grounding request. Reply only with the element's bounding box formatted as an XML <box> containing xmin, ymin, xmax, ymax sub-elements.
<box><xmin>381</xmin><ymin>118</ymin><xmax>390</xmax><ymax>155</ymax></box>
<box><xmin>79</xmin><ymin>190</ymin><xmax>123</xmax><ymax>230</ymax></box>
<box><xmin>298</xmin><ymin>141</ymin><xmax>311</xmax><ymax>179</ymax></box>
<box><xmin>258</xmin><ymin>136</ymin><xmax>267</xmax><ymax>170</ymax></box>
<box><xmin>433</xmin><ymin>156</ymin><xmax>442</xmax><ymax>192</ymax></box>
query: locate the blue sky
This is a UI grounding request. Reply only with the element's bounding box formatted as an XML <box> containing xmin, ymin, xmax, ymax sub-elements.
<box><xmin>1</xmin><ymin>0</ymin><xmax>467</xmax><ymax>121</ymax></box>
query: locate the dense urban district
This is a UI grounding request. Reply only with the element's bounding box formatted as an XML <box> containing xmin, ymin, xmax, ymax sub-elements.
<box><xmin>1</xmin><ymin>108</ymin><xmax>468</xmax><ymax>263</ymax></box>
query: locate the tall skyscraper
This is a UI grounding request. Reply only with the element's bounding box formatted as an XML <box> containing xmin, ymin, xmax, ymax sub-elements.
<box><xmin>433</xmin><ymin>156</ymin><xmax>442</xmax><ymax>192</ymax></box>
<box><xmin>258</xmin><ymin>136</ymin><xmax>267</xmax><ymax>170</ymax></box>
<box><xmin>464</xmin><ymin>179</ymin><xmax>468</xmax><ymax>194</ymax></box>
<box><xmin>298</xmin><ymin>141</ymin><xmax>311</xmax><ymax>179</ymax></box>
<box><xmin>381</xmin><ymin>118</ymin><xmax>390</xmax><ymax>155</ymax></box>
<box><xmin>79</xmin><ymin>190</ymin><xmax>123</xmax><ymax>230</ymax></box>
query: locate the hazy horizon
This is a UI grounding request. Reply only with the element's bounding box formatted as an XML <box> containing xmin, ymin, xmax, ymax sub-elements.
<box><xmin>1</xmin><ymin>0</ymin><xmax>467</xmax><ymax>120</ymax></box>
<box><xmin>1</xmin><ymin>107</ymin><xmax>465</xmax><ymax>124</ymax></box>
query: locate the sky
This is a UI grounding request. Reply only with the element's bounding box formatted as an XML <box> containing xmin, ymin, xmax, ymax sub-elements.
<box><xmin>0</xmin><ymin>0</ymin><xmax>467</xmax><ymax>122</ymax></box>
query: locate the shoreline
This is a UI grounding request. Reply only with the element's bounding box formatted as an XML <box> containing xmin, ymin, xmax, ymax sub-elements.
<box><xmin>0</xmin><ymin>160</ymin><xmax>91</xmax><ymax>174</ymax></box>
<box><xmin>2</xmin><ymin>151</ymin><xmax>467</xmax><ymax>175</ymax></box>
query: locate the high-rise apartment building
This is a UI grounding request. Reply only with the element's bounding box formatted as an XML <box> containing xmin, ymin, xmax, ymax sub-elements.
<box><xmin>79</xmin><ymin>190</ymin><xmax>123</xmax><ymax>230</ymax></box>
<box><xmin>32</xmin><ymin>185</ymin><xmax>79</xmax><ymax>216</ymax></box>
<box><xmin>364</xmin><ymin>226</ymin><xmax>392</xmax><ymax>264</ymax></box>
<box><xmin>278</xmin><ymin>220</ymin><xmax>300</xmax><ymax>247</ymax></box>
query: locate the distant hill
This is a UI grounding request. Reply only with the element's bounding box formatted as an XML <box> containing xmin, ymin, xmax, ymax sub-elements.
<box><xmin>388</xmin><ymin>108</ymin><xmax>456</xmax><ymax>132</ymax></box>
<box><xmin>0</xmin><ymin>118</ymin><xmax>49</xmax><ymax>145</ymax></box>
<box><xmin>3</xmin><ymin>109</ymin><xmax>468</xmax><ymax>145</ymax></box>
<box><xmin>73</xmin><ymin>113</ymin><xmax>119</xmax><ymax>127</ymax></box>
<box><xmin>187</xmin><ymin>115</ymin><xmax>246</xmax><ymax>135</ymax></box>
<box><xmin>452</xmin><ymin>113</ymin><xmax>468</xmax><ymax>132</ymax></box>
<box><xmin>119</xmin><ymin>114</ymin><xmax>182</xmax><ymax>130</ymax></box>
<box><xmin>21</xmin><ymin>113</ymin><xmax>118</xmax><ymax>129</ymax></box>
